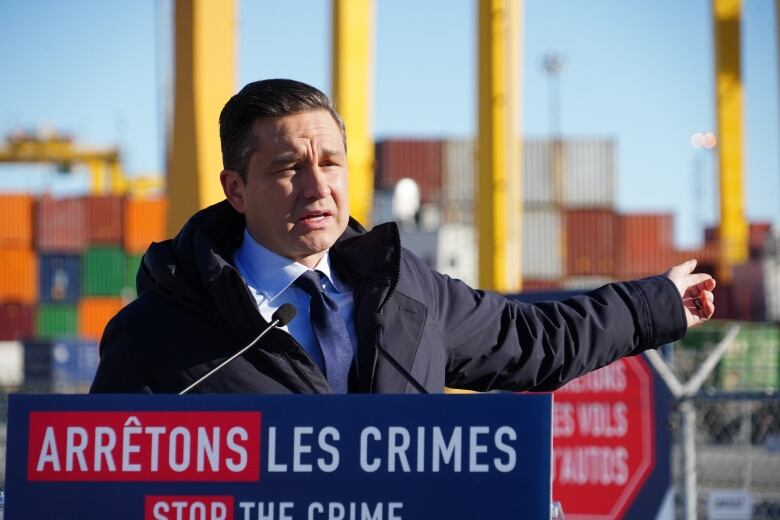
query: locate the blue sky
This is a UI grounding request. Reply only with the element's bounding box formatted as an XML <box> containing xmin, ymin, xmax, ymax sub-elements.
<box><xmin>1</xmin><ymin>0</ymin><xmax>778</xmax><ymax>247</ymax></box>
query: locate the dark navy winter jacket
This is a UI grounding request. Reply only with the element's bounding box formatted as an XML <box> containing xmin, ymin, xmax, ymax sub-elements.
<box><xmin>90</xmin><ymin>201</ymin><xmax>687</xmax><ymax>394</ymax></box>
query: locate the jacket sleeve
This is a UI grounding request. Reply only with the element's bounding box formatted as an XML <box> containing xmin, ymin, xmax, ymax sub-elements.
<box><xmin>434</xmin><ymin>272</ymin><xmax>687</xmax><ymax>392</ymax></box>
<box><xmin>90</xmin><ymin>311</ymin><xmax>153</xmax><ymax>393</ymax></box>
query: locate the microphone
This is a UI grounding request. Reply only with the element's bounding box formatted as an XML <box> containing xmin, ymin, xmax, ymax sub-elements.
<box><xmin>179</xmin><ymin>303</ymin><xmax>297</xmax><ymax>395</ymax></box>
<box><xmin>374</xmin><ymin>313</ymin><xmax>428</xmax><ymax>394</ymax></box>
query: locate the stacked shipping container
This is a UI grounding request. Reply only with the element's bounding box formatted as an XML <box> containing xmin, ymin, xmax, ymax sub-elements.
<box><xmin>0</xmin><ymin>195</ymin><xmax>36</xmax><ymax>342</ymax></box>
<box><xmin>379</xmin><ymin>136</ymin><xmax>753</xmax><ymax>304</ymax></box>
<box><xmin>526</xmin><ymin>138</ymin><xmax>617</xmax><ymax>289</ymax></box>
<box><xmin>0</xmin><ymin>193</ymin><xmax>167</xmax><ymax>392</ymax></box>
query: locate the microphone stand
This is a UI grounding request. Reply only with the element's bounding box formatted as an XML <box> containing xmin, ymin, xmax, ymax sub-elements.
<box><xmin>180</xmin><ymin>305</ymin><xmax>296</xmax><ymax>395</ymax></box>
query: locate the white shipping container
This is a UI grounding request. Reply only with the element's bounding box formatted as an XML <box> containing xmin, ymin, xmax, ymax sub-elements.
<box><xmin>522</xmin><ymin>138</ymin><xmax>616</xmax><ymax>207</ymax></box>
<box><xmin>563</xmin><ymin>139</ymin><xmax>616</xmax><ymax>207</ymax></box>
<box><xmin>436</xmin><ymin>224</ymin><xmax>477</xmax><ymax>287</ymax></box>
<box><xmin>764</xmin><ymin>229</ymin><xmax>780</xmax><ymax>321</ymax></box>
<box><xmin>523</xmin><ymin>139</ymin><xmax>555</xmax><ymax>204</ymax></box>
<box><xmin>523</xmin><ymin>207</ymin><xmax>563</xmax><ymax>279</ymax></box>
<box><xmin>443</xmin><ymin>140</ymin><xmax>475</xmax><ymax>204</ymax></box>
<box><xmin>400</xmin><ymin>225</ymin><xmax>478</xmax><ymax>287</ymax></box>
<box><xmin>0</xmin><ymin>341</ymin><xmax>23</xmax><ymax>387</ymax></box>
<box><xmin>562</xmin><ymin>276</ymin><xmax>615</xmax><ymax>291</ymax></box>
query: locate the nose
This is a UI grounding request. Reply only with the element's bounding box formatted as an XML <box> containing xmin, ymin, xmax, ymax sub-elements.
<box><xmin>301</xmin><ymin>165</ymin><xmax>331</xmax><ymax>200</ymax></box>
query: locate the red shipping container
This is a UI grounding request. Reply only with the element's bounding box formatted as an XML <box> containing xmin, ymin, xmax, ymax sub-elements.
<box><xmin>729</xmin><ymin>261</ymin><xmax>766</xmax><ymax>321</ymax></box>
<box><xmin>565</xmin><ymin>209</ymin><xmax>615</xmax><ymax>276</ymax></box>
<box><xmin>521</xmin><ymin>279</ymin><xmax>562</xmax><ymax>292</ymax></box>
<box><xmin>672</xmin><ymin>245</ymin><xmax>718</xmax><ymax>267</ymax></box>
<box><xmin>37</xmin><ymin>196</ymin><xmax>87</xmax><ymax>252</ymax></box>
<box><xmin>615</xmin><ymin>214</ymin><xmax>675</xmax><ymax>279</ymax></box>
<box><xmin>85</xmin><ymin>195</ymin><xmax>123</xmax><ymax>244</ymax></box>
<box><xmin>704</xmin><ymin>226</ymin><xmax>718</xmax><ymax>247</ymax></box>
<box><xmin>749</xmin><ymin>222</ymin><xmax>772</xmax><ymax>258</ymax></box>
<box><xmin>0</xmin><ymin>194</ymin><xmax>34</xmax><ymax>249</ymax></box>
<box><xmin>376</xmin><ymin>140</ymin><xmax>443</xmax><ymax>203</ymax></box>
<box><xmin>712</xmin><ymin>284</ymin><xmax>733</xmax><ymax>321</ymax></box>
<box><xmin>703</xmin><ymin>222</ymin><xmax>770</xmax><ymax>260</ymax></box>
<box><xmin>0</xmin><ymin>303</ymin><xmax>35</xmax><ymax>340</ymax></box>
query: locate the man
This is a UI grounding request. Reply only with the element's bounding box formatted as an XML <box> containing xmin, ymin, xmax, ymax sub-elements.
<box><xmin>90</xmin><ymin>79</ymin><xmax>715</xmax><ymax>394</ymax></box>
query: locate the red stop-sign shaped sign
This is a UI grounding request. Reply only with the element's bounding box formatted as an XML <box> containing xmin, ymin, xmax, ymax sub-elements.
<box><xmin>552</xmin><ymin>356</ymin><xmax>655</xmax><ymax>519</ymax></box>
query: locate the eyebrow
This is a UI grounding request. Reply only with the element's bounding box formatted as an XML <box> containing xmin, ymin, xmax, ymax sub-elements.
<box><xmin>268</xmin><ymin>148</ymin><xmax>345</xmax><ymax>168</ymax></box>
<box><xmin>268</xmin><ymin>151</ymin><xmax>305</xmax><ymax>168</ymax></box>
<box><xmin>320</xmin><ymin>148</ymin><xmax>345</xmax><ymax>158</ymax></box>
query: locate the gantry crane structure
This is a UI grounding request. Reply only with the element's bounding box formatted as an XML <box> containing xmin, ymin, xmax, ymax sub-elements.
<box><xmin>0</xmin><ymin>130</ymin><xmax>163</xmax><ymax>197</ymax></box>
<box><xmin>169</xmin><ymin>0</ymin><xmax>754</xmax><ymax>289</ymax></box>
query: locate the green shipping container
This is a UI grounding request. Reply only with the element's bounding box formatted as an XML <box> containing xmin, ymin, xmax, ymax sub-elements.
<box><xmin>36</xmin><ymin>304</ymin><xmax>78</xmax><ymax>339</ymax></box>
<box><xmin>682</xmin><ymin>321</ymin><xmax>780</xmax><ymax>391</ymax></box>
<box><xmin>719</xmin><ymin>323</ymin><xmax>780</xmax><ymax>391</ymax></box>
<box><xmin>83</xmin><ymin>246</ymin><xmax>126</xmax><ymax>296</ymax></box>
<box><xmin>124</xmin><ymin>253</ymin><xmax>143</xmax><ymax>299</ymax></box>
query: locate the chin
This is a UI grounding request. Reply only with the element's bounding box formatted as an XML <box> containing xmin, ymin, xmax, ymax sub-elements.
<box><xmin>298</xmin><ymin>237</ymin><xmax>336</xmax><ymax>256</ymax></box>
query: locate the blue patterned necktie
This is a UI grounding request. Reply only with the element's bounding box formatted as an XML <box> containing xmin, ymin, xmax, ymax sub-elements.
<box><xmin>294</xmin><ymin>270</ymin><xmax>353</xmax><ymax>393</ymax></box>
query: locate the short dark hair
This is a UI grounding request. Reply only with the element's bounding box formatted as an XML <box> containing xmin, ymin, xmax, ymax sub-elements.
<box><xmin>219</xmin><ymin>79</ymin><xmax>347</xmax><ymax>181</ymax></box>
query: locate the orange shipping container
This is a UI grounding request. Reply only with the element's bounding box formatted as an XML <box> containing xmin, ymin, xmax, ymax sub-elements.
<box><xmin>85</xmin><ymin>195</ymin><xmax>124</xmax><ymax>244</ymax></box>
<box><xmin>0</xmin><ymin>248</ymin><xmax>37</xmax><ymax>303</ymax></box>
<box><xmin>124</xmin><ymin>197</ymin><xmax>167</xmax><ymax>253</ymax></box>
<box><xmin>0</xmin><ymin>195</ymin><xmax>34</xmax><ymax>249</ymax></box>
<box><xmin>78</xmin><ymin>297</ymin><xmax>124</xmax><ymax>341</ymax></box>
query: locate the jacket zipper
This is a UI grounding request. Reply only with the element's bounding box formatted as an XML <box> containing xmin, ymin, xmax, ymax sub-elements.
<box><xmin>282</xmin><ymin>351</ymin><xmax>319</xmax><ymax>393</ymax></box>
<box><xmin>368</xmin><ymin>224</ymin><xmax>403</xmax><ymax>393</ymax></box>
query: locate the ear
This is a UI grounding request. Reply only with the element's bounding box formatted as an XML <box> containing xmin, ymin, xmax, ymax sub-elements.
<box><xmin>220</xmin><ymin>170</ymin><xmax>247</xmax><ymax>213</ymax></box>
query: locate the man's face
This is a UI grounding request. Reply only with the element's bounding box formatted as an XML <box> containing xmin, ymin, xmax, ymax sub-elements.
<box><xmin>222</xmin><ymin>110</ymin><xmax>349</xmax><ymax>268</ymax></box>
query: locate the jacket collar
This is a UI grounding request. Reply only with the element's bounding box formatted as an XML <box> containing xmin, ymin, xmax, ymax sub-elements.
<box><xmin>139</xmin><ymin>200</ymin><xmax>401</xmax><ymax>327</ymax></box>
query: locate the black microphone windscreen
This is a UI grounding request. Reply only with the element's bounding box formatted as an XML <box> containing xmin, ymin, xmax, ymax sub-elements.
<box><xmin>273</xmin><ymin>303</ymin><xmax>297</xmax><ymax>326</ymax></box>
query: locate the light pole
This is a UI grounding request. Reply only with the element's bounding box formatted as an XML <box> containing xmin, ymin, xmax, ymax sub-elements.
<box><xmin>690</xmin><ymin>132</ymin><xmax>717</xmax><ymax>240</ymax></box>
<box><xmin>542</xmin><ymin>52</ymin><xmax>566</xmax><ymax>138</ymax></box>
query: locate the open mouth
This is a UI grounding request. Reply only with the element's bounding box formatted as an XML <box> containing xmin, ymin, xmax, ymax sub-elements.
<box><xmin>299</xmin><ymin>210</ymin><xmax>332</xmax><ymax>224</ymax></box>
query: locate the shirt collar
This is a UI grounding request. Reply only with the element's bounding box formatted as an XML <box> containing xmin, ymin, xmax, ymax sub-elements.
<box><xmin>235</xmin><ymin>228</ymin><xmax>346</xmax><ymax>301</ymax></box>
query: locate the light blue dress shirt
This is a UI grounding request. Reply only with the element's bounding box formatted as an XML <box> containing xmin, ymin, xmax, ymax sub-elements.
<box><xmin>234</xmin><ymin>228</ymin><xmax>358</xmax><ymax>375</ymax></box>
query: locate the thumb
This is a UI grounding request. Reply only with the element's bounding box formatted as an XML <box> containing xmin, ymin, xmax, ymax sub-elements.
<box><xmin>667</xmin><ymin>259</ymin><xmax>697</xmax><ymax>278</ymax></box>
<box><xmin>665</xmin><ymin>259</ymin><xmax>698</xmax><ymax>296</ymax></box>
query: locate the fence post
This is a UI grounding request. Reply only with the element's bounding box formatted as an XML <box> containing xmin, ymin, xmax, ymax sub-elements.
<box><xmin>680</xmin><ymin>399</ymin><xmax>698</xmax><ymax>519</ymax></box>
<box><xmin>644</xmin><ymin>325</ymin><xmax>740</xmax><ymax>520</ymax></box>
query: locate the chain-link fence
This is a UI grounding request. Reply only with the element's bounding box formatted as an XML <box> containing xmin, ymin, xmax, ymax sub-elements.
<box><xmin>670</xmin><ymin>393</ymin><xmax>780</xmax><ymax>519</ymax></box>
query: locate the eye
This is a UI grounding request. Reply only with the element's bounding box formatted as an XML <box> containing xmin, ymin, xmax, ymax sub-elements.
<box><xmin>321</xmin><ymin>159</ymin><xmax>343</xmax><ymax>169</ymax></box>
<box><xmin>273</xmin><ymin>165</ymin><xmax>298</xmax><ymax>176</ymax></box>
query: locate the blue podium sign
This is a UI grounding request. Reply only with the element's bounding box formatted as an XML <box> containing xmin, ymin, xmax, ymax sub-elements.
<box><xmin>5</xmin><ymin>393</ymin><xmax>551</xmax><ymax>519</ymax></box>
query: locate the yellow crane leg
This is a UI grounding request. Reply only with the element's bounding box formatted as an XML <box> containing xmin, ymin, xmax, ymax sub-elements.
<box><xmin>109</xmin><ymin>160</ymin><xmax>126</xmax><ymax>195</ymax></box>
<box><xmin>477</xmin><ymin>0</ymin><xmax>523</xmax><ymax>292</ymax></box>
<box><xmin>332</xmin><ymin>0</ymin><xmax>375</xmax><ymax>227</ymax></box>
<box><xmin>87</xmin><ymin>159</ymin><xmax>105</xmax><ymax>195</ymax></box>
<box><xmin>713</xmin><ymin>0</ymin><xmax>748</xmax><ymax>283</ymax></box>
<box><xmin>168</xmin><ymin>0</ymin><xmax>236</xmax><ymax>233</ymax></box>
<box><xmin>446</xmin><ymin>0</ymin><xmax>523</xmax><ymax>395</ymax></box>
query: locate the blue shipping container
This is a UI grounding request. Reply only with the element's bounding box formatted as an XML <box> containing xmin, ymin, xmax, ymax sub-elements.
<box><xmin>23</xmin><ymin>340</ymin><xmax>54</xmax><ymax>391</ymax></box>
<box><xmin>51</xmin><ymin>340</ymin><xmax>99</xmax><ymax>392</ymax></box>
<box><xmin>39</xmin><ymin>254</ymin><xmax>81</xmax><ymax>303</ymax></box>
<box><xmin>23</xmin><ymin>340</ymin><xmax>99</xmax><ymax>392</ymax></box>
